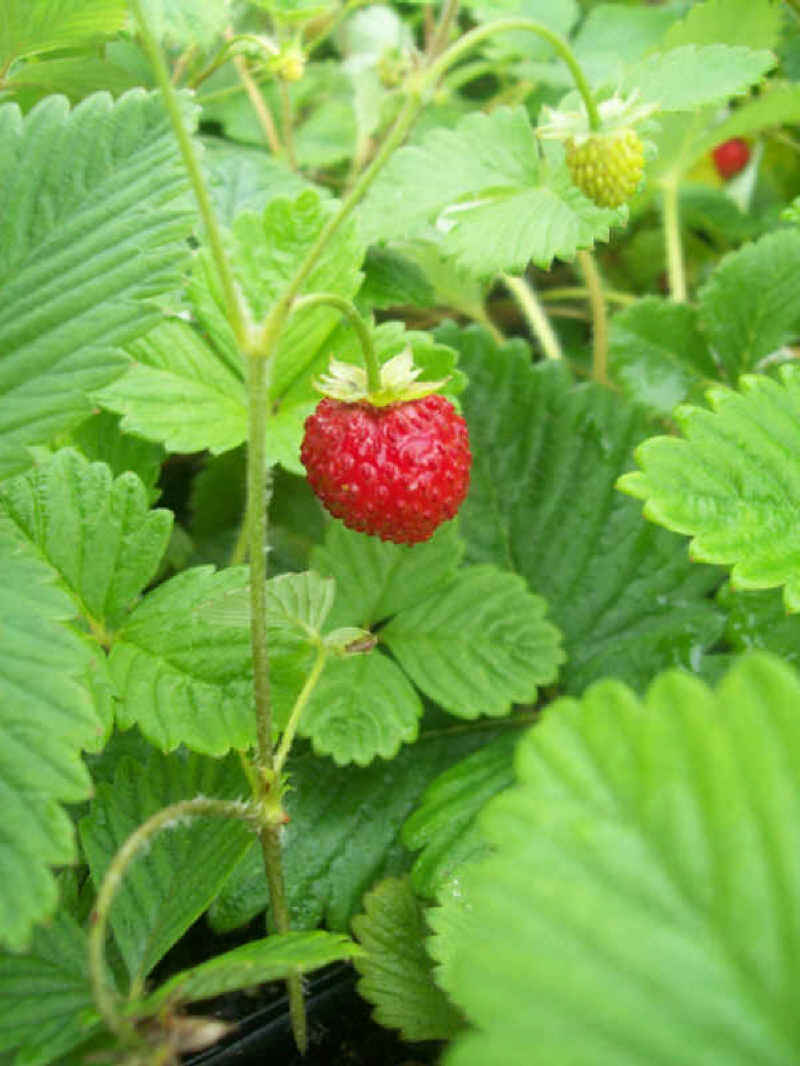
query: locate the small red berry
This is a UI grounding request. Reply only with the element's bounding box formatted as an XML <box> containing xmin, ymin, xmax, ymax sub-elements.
<box><xmin>712</xmin><ymin>138</ymin><xmax>750</xmax><ymax>180</ymax></box>
<box><xmin>300</xmin><ymin>394</ymin><xmax>471</xmax><ymax>545</ymax></box>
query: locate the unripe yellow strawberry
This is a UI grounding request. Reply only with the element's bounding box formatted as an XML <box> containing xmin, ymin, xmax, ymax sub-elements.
<box><xmin>565</xmin><ymin>128</ymin><xmax>645</xmax><ymax>208</ymax></box>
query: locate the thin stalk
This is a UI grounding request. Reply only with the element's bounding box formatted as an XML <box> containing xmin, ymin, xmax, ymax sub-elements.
<box><xmin>230</xmin><ymin>46</ymin><xmax>283</xmax><ymax>156</ymax></box>
<box><xmin>577</xmin><ymin>250</ymin><xmax>608</xmax><ymax>385</ymax></box>
<box><xmin>662</xmin><ymin>179</ymin><xmax>687</xmax><ymax>302</ymax></box>
<box><xmin>274</xmin><ymin>646</ymin><xmax>329</xmax><ymax>776</ymax></box>
<box><xmin>427</xmin><ymin>0</ymin><xmax>460</xmax><ymax>58</ymax></box>
<box><xmin>88</xmin><ymin>798</ymin><xmax>260</xmax><ymax>1042</ymax></box>
<box><xmin>501</xmin><ymin>273</ymin><xmax>563</xmax><ymax>361</ymax></box>
<box><xmin>541</xmin><ymin>285</ymin><xmax>636</xmax><ymax>307</ymax></box>
<box><xmin>292</xmin><ymin>292</ymin><xmax>380</xmax><ymax>391</ymax></box>
<box><xmin>279</xmin><ymin>81</ymin><xmax>298</xmax><ymax>169</ymax></box>
<box><xmin>129</xmin><ymin>0</ymin><xmax>249</xmax><ymax>348</ymax></box>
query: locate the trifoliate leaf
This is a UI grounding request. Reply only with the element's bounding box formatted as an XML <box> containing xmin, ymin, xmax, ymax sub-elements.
<box><xmin>697</xmin><ymin>230</ymin><xmax>800</xmax><ymax>381</ymax></box>
<box><xmin>431</xmin><ymin>652</ymin><xmax>800</xmax><ymax>1066</ymax></box>
<box><xmin>382</xmin><ymin>566</ymin><xmax>564</xmax><ymax>719</ymax></box>
<box><xmin>299</xmin><ymin>650</ymin><xmax>422</xmax><ymax>765</ymax></box>
<box><xmin>209</xmin><ymin>731</ymin><xmax>494</xmax><ymax>934</ymax></box>
<box><xmin>440</xmin><ymin>323</ymin><xmax>725</xmax><ymax>693</ymax></box>
<box><xmin>358</xmin><ymin>108</ymin><xmax>624</xmax><ymax>275</ymax></box>
<box><xmin>79</xmin><ymin>749</ymin><xmax>254</xmax><ymax>987</ymax></box>
<box><xmin>0</xmin><ymin>907</ymin><xmax>100</xmax><ymax>1066</ymax></box>
<box><xmin>352</xmin><ymin>877</ymin><xmax>462</xmax><ymax>1042</ymax></box>
<box><xmin>0</xmin><ymin>531</ymin><xmax>98</xmax><ymax>951</ymax></box>
<box><xmin>0</xmin><ymin>449</ymin><xmax>172</xmax><ymax>630</ymax></box>
<box><xmin>622</xmin><ymin>44</ymin><xmax>775</xmax><ymax>112</ymax></box>
<box><xmin>619</xmin><ymin>365</ymin><xmax>800</xmax><ymax>611</ymax></box>
<box><xmin>608</xmin><ymin>297</ymin><xmax>717</xmax><ymax>415</ymax></box>
<box><xmin>0</xmin><ymin>90</ymin><xmax>195</xmax><ymax>479</ymax></box>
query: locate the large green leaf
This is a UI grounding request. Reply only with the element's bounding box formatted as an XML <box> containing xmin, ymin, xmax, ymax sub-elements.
<box><xmin>622</xmin><ymin>44</ymin><xmax>774</xmax><ymax>112</ymax></box>
<box><xmin>79</xmin><ymin>749</ymin><xmax>254</xmax><ymax>986</ymax></box>
<box><xmin>136</xmin><ymin>0</ymin><xmax>231</xmax><ymax>49</ymax></box>
<box><xmin>209</xmin><ymin>731</ymin><xmax>494</xmax><ymax>934</ymax></box>
<box><xmin>431</xmin><ymin>653</ymin><xmax>800</xmax><ymax>1066</ymax></box>
<box><xmin>0</xmin><ymin>90</ymin><xmax>194</xmax><ymax>480</ymax></box>
<box><xmin>619</xmin><ymin>365</ymin><xmax>800</xmax><ymax>612</ymax></box>
<box><xmin>0</xmin><ymin>531</ymin><xmax>98</xmax><ymax>951</ymax></box>
<box><xmin>358</xmin><ymin>108</ymin><xmax>624</xmax><ymax>275</ymax></box>
<box><xmin>352</xmin><ymin>877</ymin><xmax>462</xmax><ymax>1043</ymax></box>
<box><xmin>0</xmin><ymin>907</ymin><xmax>100</xmax><ymax>1066</ymax></box>
<box><xmin>440</xmin><ymin>323</ymin><xmax>725</xmax><ymax>693</ymax></box>
<box><xmin>382</xmin><ymin>566</ymin><xmax>564</xmax><ymax>719</ymax></box>
<box><xmin>0</xmin><ymin>448</ymin><xmax>171</xmax><ymax>630</ymax></box>
<box><xmin>661</xmin><ymin>0</ymin><xmax>782</xmax><ymax>51</ymax></box>
<box><xmin>0</xmin><ymin>0</ymin><xmax>126</xmax><ymax>68</ymax></box>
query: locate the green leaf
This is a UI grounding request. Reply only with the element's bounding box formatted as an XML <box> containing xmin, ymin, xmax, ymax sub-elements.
<box><xmin>136</xmin><ymin>0</ymin><xmax>231</xmax><ymax>49</ymax></box>
<box><xmin>358</xmin><ymin>108</ymin><xmax>624</xmax><ymax>274</ymax></box>
<box><xmin>357</xmin><ymin>246</ymin><xmax>436</xmax><ymax>311</ymax></box>
<box><xmin>94</xmin><ymin>317</ymin><xmax>249</xmax><ymax>457</ymax></box>
<box><xmin>382</xmin><ymin>566</ymin><xmax>564</xmax><ymax>719</ymax></box>
<box><xmin>299</xmin><ymin>650</ymin><xmax>422</xmax><ymax>765</ymax></box>
<box><xmin>619</xmin><ymin>365</ymin><xmax>800</xmax><ymax>611</ymax></box>
<box><xmin>572</xmin><ymin>4</ymin><xmax>677</xmax><ymax>87</ymax></box>
<box><xmin>697</xmin><ymin>230</ymin><xmax>800</xmax><ymax>381</ymax></box>
<box><xmin>79</xmin><ymin>749</ymin><xmax>254</xmax><ymax>986</ymax></box>
<box><xmin>68</xmin><ymin>411</ymin><xmax>164</xmax><ymax>498</ymax></box>
<box><xmin>0</xmin><ymin>90</ymin><xmax>195</xmax><ymax>479</ymax></box>
<box><xmin>622</xmin><ymin>44</ymin><xmax>775</xmax><ymax>112</ymax></box>
<box><xmin>465</xmin><ymin>0</ymin><xmax>579</xmax><ymax>61</ymax></box>
<box><xmin>608</xmin><ymin>297</ymin><xmax>717</xmax><ymax>415</ymax></box>
<box><xmin>202</xmin><ymin>138</ymin><xmax>313</xmax><ymax>228</ymax></box>
<box><xmin>109</xmin><ymin>566</ymin><xmax>256</xmax><ymax>754</ymax></box>
<box><xmin>0</xmin><ymin>907</ymin><xmax>100</xmax><ymax>1066</ymax></box>
<box><xmin>141</xmin><ymin>932</ymin><xmax>358</xmax><ymax>1014</ymax></box>
<box><xmin>0</xmin><ymin>0</ymin><xmax>126</xmax><ymax>67</ymax></box>
<box><xmin>661</xmin><ymin>0</ymin><xmax>782</xmax><ymax>52</ymax></box>
<box><xmin>352</xmin><ymin>877</ymin><xmax>462</xmax><ymax>1042</ymax></box>
<box><xmin>402</xmin><ymin>730</ymin><xmax>519</xmax><ymax>898</ymax></box>
<box><xmin>0</xmin><ymin>530</ymin><xmax>98</xmax><ymax>951</ymax></box>
<box><xmin>0</xmin><ymin>449</ymin><xmax>172</xmax><ymax>630</ymax></box>
<box><xmin>441</xmin><ymin>323</ymin><xmax>725</xmax><ymax>693</ymax></box>
<box><xmin>431</xmin><ymin>653</ymin><xmax>800</xmax><ymax>1066</ymax></box>
<box><xmin>5</xmin><ymin>57</ymin><xmax>138</xmax><ymax>107</ymax></box>
<box><xmin>209</xmin><ymin>731</ymin><xmax>494</xmax><ymax>934</ymax></box>
<box><xmin>719</xmin><ymin>583</ymin><xmax>800</xmax><ymax>667</ymax></box>
<box><xmin>311</xmin><ymin>520</ymin><xmax>465</xmax><ymax>630</ymax></box>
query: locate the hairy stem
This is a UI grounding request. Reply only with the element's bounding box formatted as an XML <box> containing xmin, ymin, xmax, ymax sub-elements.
<box><xmin>292</xmin><ymin>292</ymin><xmax>380</xmax><ymax>391</ymax></box>
<box><xmin>428</xmin><ymin>0</ymin><xmax>460</xmax><ymax>58</ymax></box>
<box><xmin>279</xmin><ymin>81</ymin><xmax>298</xmax><ymax>169</ymax></box>
<box><xmin>501</xmin><ymin>273</ymin><xmax>563</xmax><ymax>361</ymax></box>
<box><xmin>662</xmin><ymin>179</ymin><xmax>687</xmax><ymax>302</ymax></box>
<box><xmin>577</xmin><ymin>250</ymin><xmax>608</xmax><ymax>385</ymax></box>
<box><xmin>274</xmin><ymin>646</ymin><xmax>329</xmax><ymax>775</ymax></box>
<box><xmin>88</xmin><ymin>798</ymin><xmax>260</xmax><ymax>1041</ymax></box>
<box><xmin>230</xmin><ymin>44</ymin><xmax>283</xmax><ymax>155</ymax></box>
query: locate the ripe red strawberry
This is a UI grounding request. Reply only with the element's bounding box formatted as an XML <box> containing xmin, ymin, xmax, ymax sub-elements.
<box><xmin>712</xmin><ymin>138</ymin><xmax>750</xmax><ymax>180</ymax></box>
<box><xmin>301</xmin><ymin>393</ymin><xmax>471</xmax><ymax>545</ymax></box>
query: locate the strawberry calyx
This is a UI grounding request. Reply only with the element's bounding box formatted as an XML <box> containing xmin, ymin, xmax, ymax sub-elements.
<box><xmin>313</xmin><ymin>348</ymin><xmax>449</xmax><ymax>407</ymax></box>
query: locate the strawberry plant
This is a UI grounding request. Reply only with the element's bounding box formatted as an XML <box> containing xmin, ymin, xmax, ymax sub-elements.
<box><xmin>2</xmin><ymin>1</ymin><xmax>800</xmax><ymax>1064</ymax></box>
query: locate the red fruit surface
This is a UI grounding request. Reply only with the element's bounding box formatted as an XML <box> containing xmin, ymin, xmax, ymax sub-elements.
<box><xmin>712</xmin><ymin>138</ymin><xmax>750</xmax><ymax>180</ymax></box>
<box><xmin>300</xmin><ymin>394</ymin><xmax>472</xmax><ymax>545</ymax></box>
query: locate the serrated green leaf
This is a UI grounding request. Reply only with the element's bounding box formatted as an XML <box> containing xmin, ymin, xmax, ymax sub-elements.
<box><xmin>209</xmin><ymin>731</ymin><xmax>494</xmax><ymax>934</ymax></box>
<box><xmin>661</xmin><ymin>0</ymin><xmax>782</xmax><ymax>52</ymax></box>
<box><xmin>0</xmin><ymin>90</ymin><xmax>194</xmax><ymax>479</ymax></box>
<box><xmin>299</xmin><ymin>650</ymin><xmax>422</xmax><ymax>765</ymax></box>
<box><xmin>439</xmin><ymin>323</ymin><xmax>725</xmax><ymax>693</ymax></box>
<box><xmin>622</xmin><ymin>44</ymin><xmax>775</xmax><ymax>112</ymax></box>
<box><xmin>357</xmin><ymin>246</ymin><xmax>436</xmax><ymax>311</ymax></box>
<box><xmin>0</xmin><ymin>0</ymin><xmax>126</xmax><ymax>67</ymax></box>
<box><xmin>432</xmin><ymin>653</ymin><xmax>800</xmax><ymax>1066</ymax></box>
<box><xmin>572</xmin><ymin>4</ymin><xmax>677</xmax><ymax>87</ymax></box>
<box><xmin>94</xmin><ymin>317</ymin><xmax>249</xmax><ymax>457</ymax></box>
<box><xmin>140</xmin><ymin>931</ymin><xmax>358</xmax><ymax>1014</ymax></box>
<box><xmin>358</xmin><ymin>108</ymin><xmax>624</xmax><ymax>275</ymax></box>
<box><xmin>0</xmin><ymin>530</ymin><xmax>98</xmax><ymax>951</ymax></box>
<box><xmin>68</xmin><ymin>411</ymin><xmax>164</xmax><ymax>498</ymax></box>
<box><xmin>79</xmin><ymin>749</ymin><xmax>254</xmax><ymax>986</ymax></box>
<box><xmin>0</xmin><ymin>907</ymin><xmax>101</xmax><ymax>1066</ymax></box>
<box><xmin>697</xmin><ymin>230</ymin><xmax>800</xmax><ymax>381</ymax></box>
<box><xmin>311</xmin><ymin>520</ymin><xmax>464</xmax><ymax>630</ymax></box>
<box><xmin>136</xmin><ymin>0</ymin><xmax>231</xmax><ymax>49</ymax></box>
<box><xmin>608</xmin><ymin>297</ymin><xmax>717</xmax><ymax>414</ymax></box>
<box><xmin>108</xmin><ymin>566</ymin><xmax>256</xmax><ymax>754</ymax></box>
<box><xmin>352</xmin><ymin>877</ymin><xmax>462</xmax><ymax>1042</ymax></box>
<box><xmin>5</xmin><ymin>56</ymin><xmax>138</xmax><ymax>107</ymax></box>
<box><xmin>383</xmin><ymin>566</ymin><xmax>564</xmax><ymax>719</ymax></box>
<box><xmin>0</xmin><ymin>449</ymin><xmax>172</xmax><ymax>630</ymax></box>
<box><xmin>402</xmin><ymin>730</ymin><xmax>519</xmax><ymax>898</ymax></box>
<box><xmin>619</xmin><ymin>366</ymin><xmax>800</xmax><ymax>611</ymax></box>
<box><xmin>202</xmin><ymin>138</ymin><xmax>312</xmax><ymax>228</ymax></box>
<box><xmin>719</xmin><ymin>583</ymin><xmax>800</xmax><ymax>666</ymax></box>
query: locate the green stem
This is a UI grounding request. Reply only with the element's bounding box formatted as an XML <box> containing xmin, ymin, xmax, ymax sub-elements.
<box><xmin>88</xmin><ymin>797</ymin><xmax>260</xmax><ymax>1042</ymax></box>
<box><xmin>426</xmin><ymin>17</ymin><xmax>600</xmax><ymax>130</ymax></box>
<box><xmin>501</xmin><ymin>273</ymin><xmax>563</xmax><ymax>361</ymax></box>
<box><xmin>577</xmin><ymin>250</ymin><xmax>608</xmax><ymax>385</ymax></box>
<box><xmin>279</xmin><ymin>80</ymin><xmax>297</xmax><ymax>169</ymax></box>
<box><xmin>662</xmin><ymin>179</ymin><xmax>686</xmax><ymax>302</ymax></box>
<box><xmin>541</xmin><ymin>285</ymin><xmax>636</xmax><ymax>307</ymax></box>
<box><xmin>274</xmin><ymin>645</ymin><xmax>329</xmax><ymax>776</ymax></box>
<box><xmin>427</xmin><ymin>0</ymin><xmax>460</xmax><ymax>58</ymax></box>
<box><xmin>129</xmin><ymin>0</ymin><xmax>249</xmax><ymax>348</ymax></box>
<box><xmin>292</xmin><ymin>292</ymin><xmax>380</xmax><ymax>392</ymax></box>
